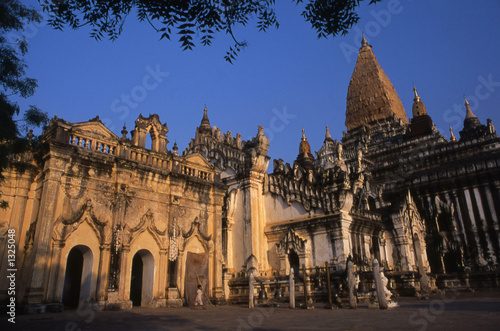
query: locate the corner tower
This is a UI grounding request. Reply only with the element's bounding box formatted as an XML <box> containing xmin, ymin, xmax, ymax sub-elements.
<box><xmin>345</xmin><ymin>35</ymin><xmax>408</xmax><ymax>131</ymax></box>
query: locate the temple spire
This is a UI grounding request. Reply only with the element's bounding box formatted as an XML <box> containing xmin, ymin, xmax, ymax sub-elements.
<box><xmin>198</xmin><ymin>105</ymin><xmax>212</xmax><ymax>135</ymax></box>
<box><xmin>411</xmin><ymin>84</ymin><xmax>427</xmax><ymax>117</ymax></box>
<box><xmin>361</xmin><ymin>30</ymin><xmax>368</xmax><ymax>47</ymax></box>
<box><xmin>297</xmin><ymin>127</ymin><xmax>314</xmax><ymax>169</ymax></box>
<box><xmin>464</xmin><ymin>95</ymin><xmax>477</xmax><ymax>119</ymax></box>
<box><xmin>325</xmin><ymin>125</ymin><xmax>334</xmax><ymax>143</ymax></box>
<box><xmin>413</xmin><ymin>83</ymin><xmax>420</xmax><ymax>103</ymax></box>
<box><xmin>345</xmin><ymin>40</ymin><xmax>408</xmax><ymax>131</ymax></box>
<box><xmin>449</xmin><ymin>126</ymin><xmax>457</xmax><ymax>142</ymax></box>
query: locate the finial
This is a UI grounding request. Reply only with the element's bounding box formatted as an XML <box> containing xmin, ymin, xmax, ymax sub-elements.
<box><xmin>464</xmin><ymin>94</ymin><xmax>476</xmax><ymax>119</ymax></box>
<box><xmin>121</xmin><ymin>123</ymin><xmax>128</xmax><ymax>139</ymax></box>
<box><xmin>27</xmin><ymin>129</ymin><xmax>34</xmax><ymax>140</ymax></box>
<box><xmin>361</xmin><ymin>30</ymin><xmax>368</xmax><ymax>47</ymax></box>
<box><xmin>412</xmin><ymin>83</ymin><xmax>421</xmax><ymax>103</ymax></box>
<box><xmin>449</xmin><ymin>126</ymin><xmax>457</xmax><ymax>142</ymax></box>
<box><xmin>301</xmin><ymin>127</ymin><xmax>306</xmax><ymax>141</ymax></box>
<box><xmin>172</xmin><ymin>142</ymin><xmax>179</xmax><ymax>156</ymax></box>
<box><xmin>325</xmin><ymin>125</ymin><xmax>332</xmax><ymax>139</ymax></box>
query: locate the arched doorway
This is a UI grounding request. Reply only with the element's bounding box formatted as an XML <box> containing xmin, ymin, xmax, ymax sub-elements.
<box><xmin>288</xmin><ymin>250</ymin><xmax>300</xmax><ymax>278</ymax></box>
<box><xmin>62</xmin><ymin>245</ymin><xmax>93</xmax><ymax>308</ymax></box>
<box><xmin>130</xmin><ymin>249</ymin><xmax>155</xmax><ymax>307</ymax></box>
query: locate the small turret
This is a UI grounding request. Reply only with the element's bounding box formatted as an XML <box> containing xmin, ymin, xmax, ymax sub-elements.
<box><xmin>324</xmin><ymin>125</ymin><xmax>334</xmax><ymax>143</ymax></box>
<box><xmin>198</xmin><ymin>106</ymin><xmax>212</xmax><ymax>136</ymax></box>
<box><xmin>409</xmin><ymin>85</ymin><xmax>434</xmax><ymax>139</ymax></box>
<box><xmin>412</xmin><ymin>84</ymin><xmax>428</xmax><ymax>117</ymax></box>
<box><xmin>296</xmin><ymin>128</ymin><xmax>315</xmax><ymax>170</ymax></box>
<box><xmin>459</xmin><ymin>95</ymin><xmax>489</xmax><ymax>140</ymax></box>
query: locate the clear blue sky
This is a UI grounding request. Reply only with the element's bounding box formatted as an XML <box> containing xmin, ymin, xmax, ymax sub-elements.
<box><xmin>14</xmin><ymin>0</ymin><xmax>500</xmax><ymax>166</ymax></box>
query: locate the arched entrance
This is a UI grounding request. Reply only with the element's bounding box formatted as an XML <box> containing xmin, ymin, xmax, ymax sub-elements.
<box><xmin>62</xmin><ymin>245</ymin><xmax>93</xmax><ymax>308</ymax></box>
<box><xmin>130</xmin><ymin>249</ymin><xmax>155</xmax><ymax>307</ymax></box>
<box><xmin>288</xmin><ymin>250</ymin><xmax>300</xmax><ymax>278</ymax></box>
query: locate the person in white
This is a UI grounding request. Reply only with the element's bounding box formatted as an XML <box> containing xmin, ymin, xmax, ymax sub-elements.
<box><xmin>193</xmin><ymin>284</ymin><xmax>206</xmax><ymax>310</ymax></box>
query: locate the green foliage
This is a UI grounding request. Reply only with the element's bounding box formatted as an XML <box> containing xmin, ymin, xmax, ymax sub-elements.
<box><xmin>40</xmin><ymin>0</ymin><xmax>382</xmax><ymax>63</ymax></box>
<box><xmin>0</xmin><ymin>0</ymin><xmax>49</xmax><ymax>208</ymax></box>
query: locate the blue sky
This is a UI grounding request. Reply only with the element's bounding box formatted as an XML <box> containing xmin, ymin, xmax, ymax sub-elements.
<box><xmin>14</xmin><ymin>0</ymin><xmax>500</xmax><ymax>166</ymax></box>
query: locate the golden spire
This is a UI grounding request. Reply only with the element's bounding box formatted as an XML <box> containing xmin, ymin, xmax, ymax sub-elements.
<box><xmin>449</xmin><ymin>126</ymin><xmax>457</xmax><ymax>142</ymax></box>
<box><xmin>464</xmin><ymin>95</ymin><xmax>477</xmax><ymax>119</ymax></box>
<box><xmin>411</xmin><ymin>83</ymin><xmax>427</xmax><ymax>117</ymax></box>
<box><xmin>299</xmin><ymin>127</ymin><xmax>313</xmax><ymax>157</ymax></box>
<box><xmin>346</xmin><ymin>38</ymin><xmax>408</xmax><ymax>131</ymax></box>
<box><xmin>413</xmin><ymin>83</ymin><xmax>420</xmax><ymax>103</ymax></box>
<box><xmin>361</xmin><ymin>30</ymin><xmax>368</xmax><ymax>47</ymax></box>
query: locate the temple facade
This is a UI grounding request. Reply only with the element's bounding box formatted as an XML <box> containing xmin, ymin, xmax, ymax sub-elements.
<box><xmin>1</xmin><ymin>38</ymin><xmax>499</xmax><ymax>311</ymax></box>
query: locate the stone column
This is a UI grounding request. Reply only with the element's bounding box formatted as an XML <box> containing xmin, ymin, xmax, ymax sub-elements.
<box><xmin>45</xmin><ymin>241</ymin><xmax>65</xmax><ymax>303</ymax></box>
<box><xmin>226</xmin><ymin>222</ymin><xmax>234</xmax><ymax>269</ymax></box>
<box><xmin>241</xmin><ymin>173</ymin><xmax>266</xmax><ymax>272</ymax></box>
<box><xmin>97</xmin><ymin>244</ymin><xmax>111</xmax><ymax>302</ymax></box>
<box><xmin>485</xmin><ymin>187</ymin><xmax>500</xmax><ymax>261</ymax></box>
<box><xmin>118</xmin><ymin>247</ymin><xmax>130</xmax><ymax>302</ymax></box>
<box><xmin>249</xmin><ymin>272</ymin><xmax>254</xmax><ymax>308</ymax></box>
<box><xmin>473</xmin><ymin>188</ymin><xmax>496</xmax><ymax>264</ymax></box>
<box><xmin>485</xmin><ymin>187</ymin><xmax>500</xmax><ymax>233</ymax></box>
<box><xmin>0</xmin><ymin>174</ymin><xmax>31</xmax><ymax>303</ymax></box>
<box><xmin>212</xmin><ymin>190</ymin><xmax>225</xmax><ymax>300</ymax></box>
<box><xmin>158</xmin><ymin>250</ymin><xmax>168</xmax><ymax>301</ymax></box>
<box><xmin>325</xmin><ymin>262</ymin><xmax>333</xmax><ymax>309</ymax></box>
<box><xmin>444</xmin><ymin>192</ymin><xmax>462</xmax><ymax>243</ymax></box>
<box><xmin>464</xmin><ymin>189</ymin><xmax>485</xmax><ymax>264</ymax></box>
<box><xmin>332</xmin><ymin>216</ymin><xmax>353</xmax><ymax>270</ymax></box>
<box><xmin>22</xmin><ymin>168</ymin><xmax>63</xmax><ymax>305</ymax></box>
<box><xmin>452</xmin><ymin>191</ymin><xmax>468</xmax><ymax>248</ymax></box>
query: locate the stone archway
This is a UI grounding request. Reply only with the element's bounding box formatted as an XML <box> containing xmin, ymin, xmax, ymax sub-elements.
<box><xmin>130</xmin><ymin>249</ymin><xmax>155</xmax><ymax>307</ymax></box>
<box><xmin>276</xmin><ymin>229</ymin><xmax>307</xmax><ymax>275</ymax></box>
<box><xmin>62</xmin><ymin>245</ymin><xmax>93</xmax><ymax>308</ymax></box>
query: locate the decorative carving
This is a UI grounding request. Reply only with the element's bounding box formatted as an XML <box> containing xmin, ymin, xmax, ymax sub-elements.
<box><xmin>124</xmin><ymin>210</ymin><xmax>167</xmax><ymax>249</ymax></box>
<box><xmin>52</xmin><ymin>200</ymin><xmax>108</xmax><ymax>243</ymax></box>
<box><xmin>182</xmin><ymin>217</ymin><xmax>212</xmax><ymax>242</ymax></box>
<box><xmin>108</xmin><ymin>224</ymin><xmax>122</xmax><ymax>291</ymax></box>
<box><xmin>276</xmin><ymin>229</ymin><xmax>306</xmax><ymax>257</ymax></box>
<box><xmin>169</xmin><ymin>217</ymin><xmax>179</xmax><ymax>261</ymax></box>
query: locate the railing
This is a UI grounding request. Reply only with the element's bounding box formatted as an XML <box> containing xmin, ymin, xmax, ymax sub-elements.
<box><xmin>69</xmin><ymin>134</ymin><xmax>116</xmax><ymax>155</ymax></box>
<box><xmin>179</xmin><ymin>165</ymin><xmax>212</xmax><ymax>181</ymax></box>
<box><xmin>68</xmin><ymin>133</ymin><xmax>215</xmax><ymax>181</ymax></box>
<box><xmin>129</xmin><ymin>149</ymin><xmax>170</xmax><ymax>169</ymax></box>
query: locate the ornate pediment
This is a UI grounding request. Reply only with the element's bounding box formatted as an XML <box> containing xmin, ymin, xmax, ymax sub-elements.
<box><xmin>183</xmin><ymin>152</ymin><xmax>214</xmax><ymax>170</ymax></box>
<box><xmin>276</xmin><ymin>229</ymin><xmax>306</xmax><ymax>257</ymax></box>
<box><xmin>124</xmin><ymin>210</ymin><xmax>167</xmax><ymax>249</ymax></box>
<box><xmin>71</xmin><ymin>120</ymin><xmax>119</xmax><ymax>140</ymax></box>
<box><xmin>180</xmin><ymin>217</ymin><xmax>213</xmax><ymax>253</ymax></box>
<box><xmin>52</xmin><ymin>200</ymin><xmax>109</xmax><ymax>243</ymax></box>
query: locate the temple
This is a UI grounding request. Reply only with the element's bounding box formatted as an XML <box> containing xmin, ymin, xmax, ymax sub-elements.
<box><xmin>1</xmin><ymin>38</ymin><xmax>499</xmax><ymax>311</ymax></box>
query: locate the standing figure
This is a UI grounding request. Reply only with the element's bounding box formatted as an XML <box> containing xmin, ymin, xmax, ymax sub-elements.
<box><xmin>193</xmin><ymin>285</ymin><xmax>206</xmax><ymax>310</ymax></box>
